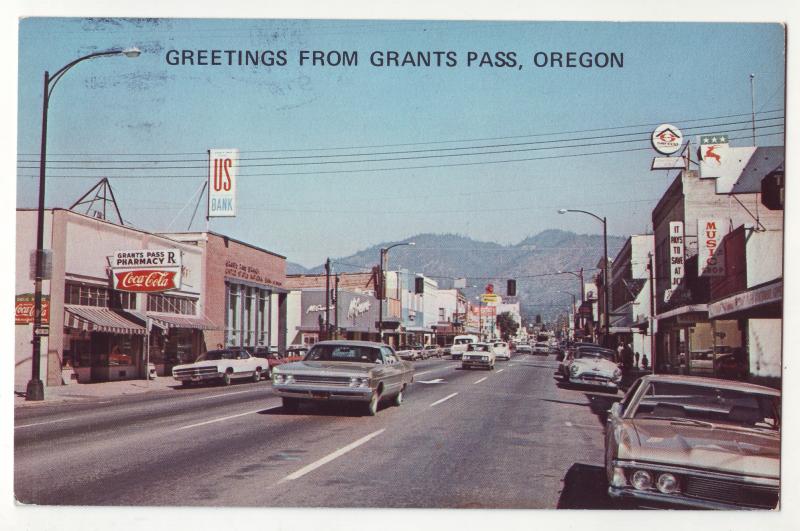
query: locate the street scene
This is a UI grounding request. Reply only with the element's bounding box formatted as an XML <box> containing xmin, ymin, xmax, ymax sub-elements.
<box><xmin>10</xmin><ymin>14</ymin><xmax>788</xmax><ymax>523</ymax></box>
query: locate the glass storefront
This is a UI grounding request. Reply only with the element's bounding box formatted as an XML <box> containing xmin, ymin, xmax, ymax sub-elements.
<box><xmin>225</xmin><ymin>281</ymin><xmax>273</xmax><ymax>348</ymax></box>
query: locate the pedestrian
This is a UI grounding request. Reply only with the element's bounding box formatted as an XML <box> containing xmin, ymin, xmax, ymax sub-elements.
<box><xmin>634</xmin><ymin>351</ymin><xmax>640</xmax><ymax>368</ymax></box>
<box><xmin>216</xmin><ymin>343</ymin><xmax>223</xmax><ymax>350</ymax></box>
<box><xmin>641</xmin><ymin>354</ymin><xmax>649</xmax><ymax>369</ymax></box>
<box><xmin>616</xmin><ymin>341</ymin><xmax>625</xmax><ymax>364</ymax></box>
<box><xmin>621</xmin><ymin>343</ymin><xmax>634</xmax><ymax>373</ymax></box>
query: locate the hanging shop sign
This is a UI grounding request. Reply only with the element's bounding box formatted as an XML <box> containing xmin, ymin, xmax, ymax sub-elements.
<box><xmin>651</xmin><ymin>156</ymin><xmax>686</xmax><ymax>170</ymax></box>
<box><xmin>698</xmin><ymin>134</ymin><xmax>730</xmax><ymax>165</ymax></box>
<box><xmin>697</xmin><ymin>219</ymin><xmax>726</xmax><ymax>277</ymax></box>
<box><xmin>668</xmin><ymin>221</ymin><xmax>685</xmax><ymax>288</ymax></box>
<box><xmin>651</xmin><ymin>124</ymin><xmax>684</xmax><ymax>155</ymax></box>
<box><xmin>208</xmin><ymin>148</ymin><xmax>238</xmax><ymax>217</ymax></box>
<box><xmin>15</xmin><ymin>294</ymin><xmax>50</xmax><ymax>324</ymax></box>
<box><xmin>481</xmin><ymin>293</ymin><xmax>502</xmax><ymax>304</ymax></box>
<box><xmin>110</xmin><ymin>249</ymin><xmax>182</xmax><ymax>292</ymax></box>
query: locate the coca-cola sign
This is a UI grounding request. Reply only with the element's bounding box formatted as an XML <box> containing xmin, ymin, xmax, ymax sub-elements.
<box><xmin>15</xmin><ymin>294</ymin><xmax>49</xmax><ymax>324</ymax></box>
<box><xmin>114</xmin><ymin>270</ymin><xmax>178</xmax><ymax>292</ymax></box>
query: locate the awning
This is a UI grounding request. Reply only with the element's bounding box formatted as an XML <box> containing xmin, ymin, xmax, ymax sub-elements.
<box><xmin>405</xmin><ymin>326</ymin><xmax>434</xmax><ymax>333</ymax></box>
<box><xmin>708</xmin><ymin>280</ymin><xmax>782</xmax><ymax>319</ymax></box>
<box><xmin>655</xmin><ymin>304</ymin><xmax>708</xmax><ymax>321</ymax></box>
<box><xmin>147</xmin><ymin>312</ymin><xmax>218</xmax><ymax>330</ymax></box>
<box><xmin>64</xmin><ymin>305</ymin><xmax>146</xmax><ymax>335</ymax></box>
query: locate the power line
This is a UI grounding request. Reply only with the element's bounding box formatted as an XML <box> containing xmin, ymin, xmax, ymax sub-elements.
<box><xmin>17</xmin><ymin>108</ymin><xmax>784</xmax><ymax>158</ymax></box>
<box><xmin>16</xmin><ymin>117</ymin><xmax>784</xmax><ymax>169</ymax></box>
<box><xmin>15</xmin><ymin>129</ymin><xmax>786</xmax><ymax>179</ymax></box>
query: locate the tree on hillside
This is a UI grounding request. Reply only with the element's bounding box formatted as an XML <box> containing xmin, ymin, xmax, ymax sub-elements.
<box><xmin>496</xmin><ymin>312</ymin><xmax>519</xmax><ymax>341</ymax></box>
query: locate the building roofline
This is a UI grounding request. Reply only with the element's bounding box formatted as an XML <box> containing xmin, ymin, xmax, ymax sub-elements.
<box><xmin>160</xmin><ymin>230</ymin><xmax>286</xmax><ymax>260</ymax></box>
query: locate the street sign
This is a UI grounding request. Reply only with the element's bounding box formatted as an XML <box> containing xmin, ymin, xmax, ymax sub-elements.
<box><xmin>481</xmin><ymin>293</ymin><xmax>501</xmax><ymax>304</ymax></box>
<box><xmin>29</xmin><ymin>249</ymin><xmax>53</xmax><ymax>280</ymax></box>
<box><xmin>208</xmin><ymin>148</ymin><xmax>238</xmax><ymax>217</ymax></box>
<box><xmin>33</xmin><ymin>326</ymin><xmax>49</xmax><ymax>336</ymax></box>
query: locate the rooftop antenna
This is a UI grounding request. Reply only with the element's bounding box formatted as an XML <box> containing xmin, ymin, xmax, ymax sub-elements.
<box><xmin>69</xmin><ymin>177</ymin><xmax>124</xmax><ymax>225</ymax></box>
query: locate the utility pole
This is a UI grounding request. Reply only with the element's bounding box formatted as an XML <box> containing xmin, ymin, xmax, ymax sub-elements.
<box><xmin>378</xmin><ymin>248</ymin><xmax>385</xmax><ymax>342</ymax></box>
<box><xmin>648</xmin><ymin>252</ymin><xmax>656</xmax><ymax>374</ymax></box>
<box><xmin>324</xmin><ymin>258</ymin><xmax>331</xmax><ymax>341</ymax></box>
<box><xmin>334</xmin><ymin>274</ymin><xmax>340</xmax><ymax>339</ymax></box>
<box><xmin>750</xmin><ymin>73</ymin><xmax>757</xmax><ymax>146</ymax></box>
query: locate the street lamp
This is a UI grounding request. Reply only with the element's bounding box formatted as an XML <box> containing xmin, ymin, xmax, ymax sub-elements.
<box><xmin>558</xmin><ymin>291</ymin><xmax>577</xmax><ymax>339</ymax></box>
<box><xmin>475</xmin><ymin>295</ymin><xmax>483</xmax><ymax>341</ymax></box>
<box><xmin>378</xmin><ymin>241</ymin><xmax>415</xmax><ymax>342</ymax></box>
<box><xmin>558</xmin><ymin>208</ymin><xmax>609</xmax><ymax>347</ymax></box>
<box><xmin>26</xmin><ymin>47</ymin><xmax>140</xmax><ymax>401</ymax></box>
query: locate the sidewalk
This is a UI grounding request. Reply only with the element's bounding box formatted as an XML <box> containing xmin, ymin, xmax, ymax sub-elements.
<box><xmin>14</xmin><ymin>376</ymin><xmax>178</xmax><ymax>407</ymax></box>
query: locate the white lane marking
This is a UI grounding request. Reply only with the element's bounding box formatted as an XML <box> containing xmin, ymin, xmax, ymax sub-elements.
<box><xmin>508</xmin><ymin>364</ymin><xmax>514</xmax><ymax>367</ymax></box>
<box><xmin>429</xmin><ymin>392</ymin><xmax>459</xmax><ymax>407</ymax></box>
<box><xmin>474</xmin><ymin>377</ymin><xmax>488</xmax><ymax>384</ymax></box>
<box><xmin>16</xmin><ymin>417</ymin><xmax>77</xmax><ymax>429</ymax></box>
<box><xmin>175</xmin><ymin>405</ymin><xmax>279</xmax><ymax>431</ymax></box>
<box><xmin>283</xmin><ymin>429</ymin><xmax>386</xmax><ymax>481</ymax></box>
<box><xmin>196</xmin><ymin>389</ymin><xmax>263</xmax><ymax>401</ymax></box>
<box><xmin>565</xmin><ymin>421</ymin><xmax>573</xmax><ymax>427</ymax></box>
<box><xmin>417</xmin><ymin>379</ymin><xmax>445</xmax><ymax>385</ymax></box>
<box><xmin>496</xmin><ymin>369</ymin><xmax>505</xmax><ymax>373</ymax></box>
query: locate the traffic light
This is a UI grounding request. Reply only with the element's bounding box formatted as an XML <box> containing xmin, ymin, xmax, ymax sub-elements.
<box><xmin>536</xmin><ymin>314</ymin><xmax>542</xmax><ymax>324</ymax></box>
<box><xmin>415</xmin><ymin>276</ymin><xmax>425</xmax><ymax>294</ymax></box>
<box><xmin>507</xmin><ymin>279</ymin><xmax>516</xmax><ymax>296</ymax></box>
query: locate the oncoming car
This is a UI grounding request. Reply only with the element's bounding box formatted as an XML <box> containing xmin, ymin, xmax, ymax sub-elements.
<box><xmin>559</xmin><ymin>346</ymin><xmax>621</xmax><ymax>391</ymax></box>
<box><xmin>271</xmin><ymin>340</ymin><xmax>414</xmax><ymax>416</ymax></box>
<box><xmin>462</xmin><ymin>342</ymin><xmax>496</xmax><ymax>370</ymax></box>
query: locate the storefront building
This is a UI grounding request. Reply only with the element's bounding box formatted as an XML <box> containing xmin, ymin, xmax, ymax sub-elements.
<box><xmin>16</xmin><ymin>209</ymin><xmax>207</xmax><ymax>388</ymax></box>
<box><xmin>161</xmin><ymin>231</ymin><xmax>288</xmax><ymax>354</ymax></box>
<box><xmin>293</xmin><ymin>289</ymin><xmax>381</xmax><ymax>342</ymax></box>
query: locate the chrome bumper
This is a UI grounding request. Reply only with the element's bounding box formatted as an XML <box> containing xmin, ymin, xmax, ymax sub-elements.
<box><xmin>608</xmin><ymin>486</ymin><xmax>772</xmax><ymax>510</ymax></box>
<box><xmin>273</xmin><ymin>384</ymin><xmax>373</xmax><ymax>402</ymax></box>
<box><xmin>462</xmin><ymin>360</ymin><xmax>491</xmax><ymax>368</ymax></box>
<box><xmin>569</xmin><ymin>375</ymin><xmax>618</xmax><ymax>388</ymax></box>
<box><xmin>173</xmin><ymin>373</ymin><xmax>221</xmax><ymax>382</ymax></box>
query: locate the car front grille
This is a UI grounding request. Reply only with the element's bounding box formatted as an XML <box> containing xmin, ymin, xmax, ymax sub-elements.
<box><xmin>174</xmin><ymin>366</ymin><xmax>218</xmax><ymax>377</ymax></box>
<box><xmin>579</xmin><ymin>373</ymin><xmax>610</xmax><ymax>382</ymax></box>
<box><xmin>684</xmin><ymin>476</ymin><xmax>779</xmax><ymax>509</ymax></box>
<box><xmin>292</xmin><ymin>375</ymin><xmax>351</xmax><ymax>386</ymax></box>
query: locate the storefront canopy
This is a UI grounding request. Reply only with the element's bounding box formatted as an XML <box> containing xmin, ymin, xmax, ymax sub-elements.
<box><xmin>64</xmin><ymin>305</ymin><xmax>146</xmax><ymax>335</ymax></box>
<box><xmin>147</xmin><ymin>312</ymin><xmax>217</xmax><ymax>330</ymax></box>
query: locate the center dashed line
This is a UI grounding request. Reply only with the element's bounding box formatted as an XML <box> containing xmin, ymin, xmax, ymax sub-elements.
<box><xmin>282</xmin><ymin>428</ymin><xmax>386</xmax><ymax>481</ymax></box>
<box><xmin>474</xmin><ymin>377</ymin><xmax>488</xmax><ymax>384</ymax></box>
<box><xmin>496</xmin><ymin>369</ymin><xmax>505</xmax><ymax>373</ymax></box>
<box><xmin>429</xmin><ymin>392</ymin><xmax>459</xmax><ymax>407</ymax></box>
<box><xmin>175</xmin><ymin>405</ymin><xmax>280</xmax><ymax>431</ymax></box>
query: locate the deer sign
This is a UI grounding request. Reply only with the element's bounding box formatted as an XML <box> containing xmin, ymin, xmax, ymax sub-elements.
<box><xmin>704</xmin><ymin>145</ymin><xmax>722</xmax><ymax>164</ymax></box>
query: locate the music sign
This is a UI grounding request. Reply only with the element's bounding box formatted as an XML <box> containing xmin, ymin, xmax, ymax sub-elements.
<box><xmin>208</xmin><ymin>148</ymin><xmax>238</xmax><ymax>217</ymax></box>
<box><xmin>110</xmin><ymin>249</ymin><xmax>182</xmax><ymax>293</ymax></box>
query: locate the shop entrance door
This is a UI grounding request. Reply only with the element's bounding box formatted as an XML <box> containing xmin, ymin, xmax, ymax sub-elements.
<box><xmin>90</xmin><ymin>333</ymin><xmax>110</xmax><ymax>382</ymax></box>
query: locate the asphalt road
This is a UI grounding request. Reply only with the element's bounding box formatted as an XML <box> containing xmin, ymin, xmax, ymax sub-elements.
<box><xmin>14</xmin><ymin>354</ymin><xmax>619</xmax><ymax>508</ymax></box>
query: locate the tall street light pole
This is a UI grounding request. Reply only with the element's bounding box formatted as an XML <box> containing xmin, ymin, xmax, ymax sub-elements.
<box><xmin>558</xmin><ymin>208</ymin><xmax>609</xmax><ymax>348</ymax></box>
<box><xmin>558</xmin><ymin>268</ymin><xmax>585</xmax><ymax>331</ymax></box>
<box><xmin>378</xmin><ymin>241</ymin><xmax>415</xmax><ymax>343</ymax></box>
<box><xmin>26</xmin><ymin>47</ymin><xmax>140</xmax><ymax>401</ymax></box>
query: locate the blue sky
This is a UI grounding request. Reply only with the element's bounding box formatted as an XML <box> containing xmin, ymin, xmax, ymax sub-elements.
<box><xmin>16</xmin><ymin>18</ymin><xmax>785</xmax><ymax>267</ymax></box>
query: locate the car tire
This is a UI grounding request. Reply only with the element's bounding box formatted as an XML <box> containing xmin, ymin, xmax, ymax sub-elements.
<box><xmin>222</xmin><ymin>372</ymin><xmax>233</xmax><ymax>386</ymax></box>
<box><xmin>181</xmin><ymin>380</ymin><xmax>192</xmax><ymax>388</ymax></box>
<box><xmin>282</xmin><ymin>397</ymin><xmax>299</xmax><ymax>412</ymax></box>
<box><xmin>366</xmin><ymin>391</ymin><xmax>380</xmax><ymax>416</ymax></box>
<box><xmin>393</xmin><ymin>388</ymin><xmax>404</xmax><ymax>407</ymax></box>
<box><xmin>252</xmin><ymin>369</ymin><xmax>261</xmax><ymax>383</ymax></box>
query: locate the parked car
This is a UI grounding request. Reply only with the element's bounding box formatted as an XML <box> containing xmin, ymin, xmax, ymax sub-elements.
<box><xmin>605</xmin><ymin>374</ymin><xmax>780</xmax><ymax>509</ymax></box>
<box><xmin>422</xmin><ymin>344</ymin><xmax>441</xmax><ymax>359</ymax></box>
<box><xmin>462</xmin><ymin>342</ymin><xmax>496</xmax><ymax>370</ymax></box>
<box><xmin>442</xmin><ymin>344</ymin><xmax>453</xmax><ymax>357</ymax></box>
<box><xmin>450</xmin><ymin>334</ymin><xmax>479</xmax><ymax>360</ymax></box>
<box><xmin>395</xmin><ymin>344</ymin><xmax>422</xmax><ymax>361</ymax></box>
<box><xmin>715</xmin><ymin>349</ymin><xmax>749</xmax><ymax>380</ymax></box>
<box><xmin>272</xmin><ymin>340</ymin><xmax>414</xmax><ymax>416</ymax></box>
<box><xmin>172</xmin><ymin>348</ymin><xmax>265</xmax><ymax>386</ymax></box>
<box><xmin>492</xmin><ymin>341</ymin><xmax>511</xmax><ymax>360</ymax></box>
<box><xmin>559</xmin><ymin>345</ymin><xmax>621</xmax><ymax>391</ymax></box>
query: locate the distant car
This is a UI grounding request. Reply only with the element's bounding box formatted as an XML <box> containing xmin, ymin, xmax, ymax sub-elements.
<box><xmin>450</xmin><ymin>334</ymin><xmax>479</xmax><ymax>360</ymax></box>
<box><xmin>462</xmin><ymin>342</ymin><xmax>496</xmax><ymax>370</ymax></box>
<box><xmin>395</xmin><ymin>344</ymin><xmax>422</xmax><ymax>361</ymax></box>
<box><xmin>559</xmin><ymin>346</ymin><xmax>621</xmax><ymax>391</ymax></box>
<box><xmin>272</xmin><ymin>340</ymin><xmax>414</xmax><ymax>416</ymax></box>
<box><xmin>606</xmin><ymin>374</ymin><xmax>780</xmax><ymax>509</ymax></box>
<box><xmin>422</xmin><ymin>344</ymin><xmax>442</xmax><ymax>358</ymax></box>
<box><xmin>516</xmin><ymin>344</ymin><xmax>532</xmax><ymax>354</ymax></box>
<box><xmin>442</xmin><ymin>344</ymin><xmax>453</xmax><ymax>357</ymax></box>
<box><xmin>172</xmin><ymin>348</ymin><xmax>265</xmax><ymax>386</ymax></box>
<box><xmin>533</xmin><ymin>342</ymin><xmax>549</xmax><ymax>355</ymax></box>
<box><xmin>492</xmin><ymin>341</ymin><xmax>511</xmax><ymax>360</ymax></box>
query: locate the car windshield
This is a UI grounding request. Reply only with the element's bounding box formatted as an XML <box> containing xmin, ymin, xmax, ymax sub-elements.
<box><xmin>468</xmin><ymin>344</ymin><xmax>489</xmax><ymax>352</ymax></box>
<box><xmin>304</xmin><ymin>344</ymin><xmax>381</xmax><ymax>363</ymax></box>
<box><xmin>576</xmin><ymin>348</ymin><xmax>615</xmax><ymax>361</ymax></box>
<box><xmin>455</xmin><ymin>338</ymin><xmax>473</xmax><ymax>345</ymax></box>
<box><xmin>632</xmin><ymin>381</ymin><xmax>780</xmax><ymax>430</ymax></box>
<box><xmin>494</xmin><ymin>343</ymin><xmax>505</xmax><ymax>347</ymax></box>
<box><xmin>196</xmin><ymin>350</ymin><xmax>239</xmax><ymax>361</ymax></box>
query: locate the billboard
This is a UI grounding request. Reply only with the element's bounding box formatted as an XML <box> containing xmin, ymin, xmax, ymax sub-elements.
<box><xmin>698</xmin><ymin>219</ymin><xmax>726</xmax><ymax>276</ymax></box>
<box><xmin>668</xmin><ymin>221</ymin><xmax>685</xmax><ymax>288</ymax></box>
<box><xmin>110</xmin><ymin>249</ymin><xmax>182</xmax><ymax>292</ymax></box>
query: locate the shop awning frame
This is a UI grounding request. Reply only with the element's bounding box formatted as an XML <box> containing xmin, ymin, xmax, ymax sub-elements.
<box><xmin>147</xmin><ymin>312</ymin><xmax>218</xmax><ymax>330</ymax></box>
<box><xmin>64</xmin><ymin>304</ymin><xmax>146</xmax><ymax>335</ymax></box>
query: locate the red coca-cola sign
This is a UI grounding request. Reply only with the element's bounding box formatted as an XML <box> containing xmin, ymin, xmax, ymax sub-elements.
<box><xmin>15</xmin><ymin>294</ymin><xmax>49</xmax><ymax>324</ymax></box>
<box><xmin>114</xmin><ymin>270</ymin><xmax>177</xmax><ymax>292</ymax></box>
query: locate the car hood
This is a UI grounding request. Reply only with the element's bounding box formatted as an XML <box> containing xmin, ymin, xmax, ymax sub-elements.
<box><xmin>274</xmin><ymin>360</ymin><xmax>383</xmax><ymax>376</ymax></box>
<box><xmin>616</xmin><ymin>418</ymin><xmax>780</xmax><ymax>479</ymax></box>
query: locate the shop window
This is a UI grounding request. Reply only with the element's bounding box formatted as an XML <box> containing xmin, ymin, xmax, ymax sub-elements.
<box><xmin>65</xmin><ymin>283</ymin><xmax>109</xmax><ymax>307</ymax></box>
<box><xmin>147</xmin><ymin>294</ymin><xmax>197</xmax><ymax>315</ymax></box>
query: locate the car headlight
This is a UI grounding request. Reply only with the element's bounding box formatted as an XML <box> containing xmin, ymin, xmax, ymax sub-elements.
<box><xmin>273</xmin><ymin>373</ymin><xmax>284</xmax><ymax>384</ymax></box>
<box><xmin>656</xmin><ymin>473</ymin><xmax>679</xmax><ymax>494</ymax></box>
<box><xmin>613</xmin><ymin>368</ymin><xmax>622</xmax><ymax>381</ymax></box>
<box><xmin>631</xmin><ymin>470</ymin><xmax>653</xmax><ymax>491</ymax></box>
<box><xmin>482</xmin><ymin>356</ymin><xmax>488</xmax><ymax>361</ymax></box>
<box><xmin>285</xmin><ymin>374</ymin><xmax>295</xmax><ymax>384</ymax></box>
<box><xmin>570</xmin><ymin>364</ymin><xmax>580</xmax><ymax>375</ymax></box>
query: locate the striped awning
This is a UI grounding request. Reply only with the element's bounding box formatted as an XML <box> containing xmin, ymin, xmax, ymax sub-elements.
<box><xmin>64</xmin><ymin>305</ymin><xmax>146</xmax><ymax>335</ymax></box>
<box><xmin>147</xmin><ymin>312</ymin><xmax>217</xmax><ymax>330</ymax></box>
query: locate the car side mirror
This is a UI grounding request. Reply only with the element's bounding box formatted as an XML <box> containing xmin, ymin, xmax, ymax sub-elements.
<box><xmin>609</xmin><ymin>402</ymin><xmax>623</xmax><ymax>419</ymax></box>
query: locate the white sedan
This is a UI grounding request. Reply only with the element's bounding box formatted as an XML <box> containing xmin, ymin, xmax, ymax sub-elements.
<box><xmin>492</xmin><ymin>341</ymin><xmax>511</xmax><ymax>360</ymax></box>
<box><xmin>172</xmin><ymin>348</ymin><xmax>265</xmax><ymax>386</ymax></box>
